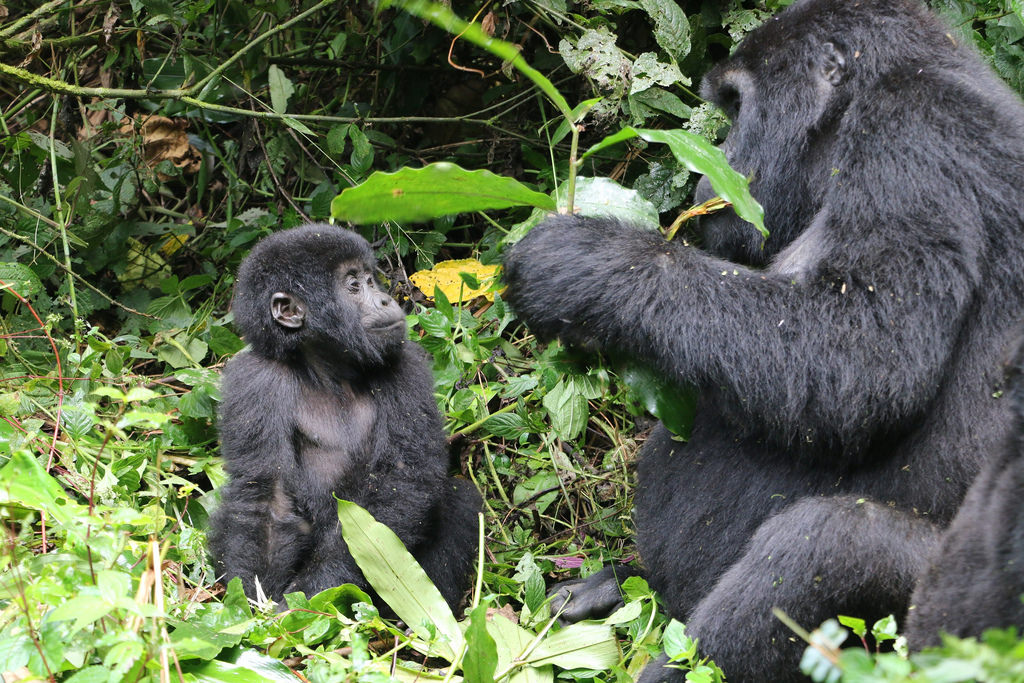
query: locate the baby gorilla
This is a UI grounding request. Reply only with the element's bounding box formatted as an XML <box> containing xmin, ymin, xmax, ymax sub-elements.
<box><xmin>209</xmin><ymin>223</ymin><xmax>480</xmax><ymax>610</ymax></box>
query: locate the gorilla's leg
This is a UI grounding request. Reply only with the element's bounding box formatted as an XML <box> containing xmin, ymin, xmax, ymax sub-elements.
<box><xmin>414</xmin><ymin>478</ymin><xmax>484</xmax><ymax>612</ymax></box>
<box><xmin>640</xmin><ymin>496</ymin><xmax>939</xmax><ymax>683</ymax></box>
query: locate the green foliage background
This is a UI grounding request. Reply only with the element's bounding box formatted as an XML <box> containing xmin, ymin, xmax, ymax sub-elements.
<box><xmin>0</xmin><ymin>0</ymin><xmax>1022</xmax><ymax>681</ymax></box>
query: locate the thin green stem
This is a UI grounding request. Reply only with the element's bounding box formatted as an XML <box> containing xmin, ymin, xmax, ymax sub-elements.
<box><xmin>48</xmin><ymin>99</ymin><xmax>80</xmax><ymax>338</ymax></box>
<box><xmin>566</xmin><ymin>123</ymin><xmax>580</xmax><ymax>214</ymax></box>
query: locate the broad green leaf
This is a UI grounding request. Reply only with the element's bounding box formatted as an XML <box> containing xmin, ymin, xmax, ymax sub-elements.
<box><xmin>621</xmin><ymin>363</ymin><xmax>696</xmax><ymax>439</ymax></box>
<box><xmin>0</xmin><ymin>262</ymin><xmax>43</xmax><ymax>297</ymax></box>
<box><xmin>570</xmin><ymin>177</ymin><xmax>660</xmax><ymax>229</ymax></box>
<box><xmin>580</xmin><ymin>127</ymin><xmax>766</xmax><ymax>236</ymax></box>
<box><xmin>542</xmin><ymin>379</ymin><xmax>588</xmax><ymax>441</ymax></box>
<box><xmin>167</xmin><ymin>620</ymin><xmax>238</xmax><ymax>660</ymax></box>
<box><xmin>463</xmin><ymin>604</ymin><xmax>499</xmax><ymax>682</ymax></box>
<box><xmin>182</xmin><ymin>649</ymin><xmax>296</xmax><ymax>682</ymax></box>
<box><xmin>336</xmin><ymin>500</ymin><xmax>462</xmax><ymax>660</ymax></box>
<box><xmin>47</xmin><ymin>596</ymin><xmax>114</xmax><ymax>634</ymax></box>
<box><xmin>662</xmin><ymin>619</ymin><xmax>697</xmax><ymax>662</ymax></box>
<box><xmin>505</xmin><ymin>176</ymin><xmax>659</xmax><ymax>244</ymax></box>
<box><xmin>124</xmin><ymin>387</ymin><xmax>160</xmax><ymax>403</ymax></box>
<box><xmin>331</xmin><ymin>162</ymin><xmax>555</xmax><ymax>224</ymax></box>
<box><xmin>480</xmin><ymin>412</ymin><xmax>530</xmax><ymax>440</ymax></box>
<box><xmin>267</xmin><ymin>64</ymin><xmax>294</xmax><ymax>114</ymax></box>
<box><xmin>637</xmin><ymin>128</ymin><xmax>765</xmax><ymax>236</ymax></box>
<box><xmin>487</xmin><ymin>613</ymin><xmax>554</xmax><ymax>683</ymax></box>
<box><xmin>604</xmin><ymin>599</ymin><xmax>643</xmax><ymax>626</ymax></box>
<box><xmin>0</xmin><ymin>451</ymin><xmax>80</xmax><ymax>525</ymax></box>
<box><xmin>559</xmin><ymin>27</ymin><xmax>631</xmax><ymax>91</ymax></box>
<box><xmin>630</xmin><ymin>52</ymin><xmax>688</xmax><ymax>95</ymax></box>
<box><xmin>348</xmin><ymin>125</ymin><xmax>374</xmax><ymax>175</ymax></box>
<box><xmin>638</xmin><ymin>0</ymin><xmax>691</xmax><ymax>62</ymax></box>
<box><xmin>629</xmin><ymin>87</ymin><xmax>692</xmax><ymax>122</ymax></box>
<box><xmin>91</xmin><ymin>386</ymin><xmax>127</xmax><ymax>401</ymax></box>
<box><xmin>525</xmin><ymin>622</ymin><xmax>620</xmax><ymax>670</ymax></box>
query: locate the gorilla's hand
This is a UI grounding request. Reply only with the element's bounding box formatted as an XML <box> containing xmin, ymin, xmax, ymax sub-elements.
<box><xmin>547</xmin><ymin>565</ymin><xmax>636</xmax><ymax>623</ymax></box>
<box><xmin>504</xmin><ymin>215</ymin><xmax>658</xmax><ymax>349</ymax></box>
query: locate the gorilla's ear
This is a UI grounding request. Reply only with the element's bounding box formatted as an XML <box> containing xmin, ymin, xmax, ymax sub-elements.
<box><xmin>271</xmin><ymin>292</ymin><xmax>307</xmax><ymax>329</ymax></box>
<box><xmin>821</xmin><ymin>42</ymin><xmax>846</xmax><ymax>86</ymax></box>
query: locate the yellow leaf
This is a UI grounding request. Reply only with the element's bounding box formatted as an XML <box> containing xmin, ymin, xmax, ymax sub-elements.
<box><xmin>410</xmin><ymin>258</ymin><xmax>501</xmax><ymax>303</ymax></box>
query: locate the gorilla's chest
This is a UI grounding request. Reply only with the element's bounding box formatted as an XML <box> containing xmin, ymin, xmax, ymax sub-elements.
<box><xmin>294</xmin><ymin>386</ymin><xmax>376</xmax><ymax>484</ymax></box>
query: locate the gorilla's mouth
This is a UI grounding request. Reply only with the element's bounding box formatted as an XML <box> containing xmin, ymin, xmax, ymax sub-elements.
<box><xmin>367</xmin><ymin>319</ymin><xmax>405</xmax><ymax>333</ymax></box>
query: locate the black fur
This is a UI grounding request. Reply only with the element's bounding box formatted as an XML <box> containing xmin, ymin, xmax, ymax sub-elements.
<box><xmin>907</xmin><ymin>344</ymin><xmax>1024</xmax><ymax>646</ymax></box>
<box><xmin>503</xmin><ymin>0</ymin><xmax>1024</xmax><ymax>679</ymax></box>
<box><xmin>209</xmin><ymin>224</ymin><xmax>481</xmax><ymax>610</ymax></box>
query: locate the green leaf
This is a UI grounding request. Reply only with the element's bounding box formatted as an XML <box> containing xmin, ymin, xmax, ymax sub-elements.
<box><xmin>48</xmin><ymin>596</ymin><xmax>114</xmax><ymax>634</ymax></box>
<box><xmin>348</xmin><ymin>125</ymin><xmax>374</xmax><ymax>175</ymax></box>
<box><xmin>621</xmin><ymin>363</ymin><xmax>696</xmax><ymax>439</ymax></box>
<box><xmin>463</xmin><ymin>604</ymin><xmax>499</xmax><ymax>682</ymax></box>
<box><xmin>569</xmin><ymin>177</ymin><xmax>660</xmax><ymax>229</ymax></box>
<box><xmin>551</xmin><ymin>98</ymin><xmax>602</xmax><ymax>145</ymax></box>
<box><xmin>0</xmin><ymin>262</ymin><xmax>43</xmax><ymax>297</ymax></box>
<box><xmin>282</xmin><ymin>116</ymin><xmax>315</xmax><ymax>135</ymax></box>
<box><xmin>662</xmin><ymin>619</ymin><xmax>697</xmax><ymax>662</ymax></box>
<box><xmin>638</xmin><ymin>0</ymin><xmax>691</xmax><ymax>62</ymax></box>
<box><xmin>636</xmin><ymin>128</ymin><xmax>765</xmax><ymax>236</ymax></box>
<box><xmin>486</xmin><ymin>613</ymin><xmax>554</xmax><ymax>683</ymax></box>
<box><xmin>630</xmin><ymin>52</ymin><xmax>688</xmax><ymax>95</ymax></box>
<box><xmin>0</xmin><ymin>451</ymin><xmax>80</xmax><ymax>525</ymax></box>
<box><xmin>336</xmin><ymin>500</ymin><xmax>463</xmax><ymax>660</ymax></box>
<box><xmin>481</xmin><ymin>412</ymin><xmax>530</xmax><ymax>440</ymax></box>
<box><xmin>181</xmin><ymin>649</ymin><xmax>296</xmax><ymax>682</ymax></box>
<box><xmin>332</xmin><ymin>162</ymin><xmax>555</xmax><ymax>224</ymax></box>
<box><xmin>525</xmin><ymin>622</ymin><xmax>620</xmax><ymax>670</ymax></box>
<box><xmin>559</xmin><ymin>27</ymin><xmax>631</xmax><ymax>92</ymax></box>
<box><xmin>267</xmin><ymin>64</ymin><xmax>294</xmax><ymax>114</ymax></box>
<box><xmin>603</xmin><ymin>600</ymin><xmax>642</xmax><ymax>626</ymax></box>
<box><xmin>506</xmin><ymin>176</ymin><xmax>660</xmax><ymax>244</ymax></box>
<box><xmin>837</xmin><ymin>614</ymin><xmax>867</xmax><ymax>639</ymax></box>
<box><xmin>542</xmin><ymin>379</ymin><xmax>588</xmax><ymax>441</ymax></box>
<box><xmin>167</xmin><ymin>620</ymin><xmax>237</xmax><ymax>660</ymax></box>
<box><xmin>326</xmin><ymin>124</ymin><xmax>348</xmax><ymax>156</ymax></box>
<box><xmin>580</xmin><ymin>127</ymin><xmax>766</xmax><ymax>236</ymax></box>
<box><xmin>871</xmin><ymin>614</ymin><xmax>898</xmax><ymax>643</ymax></box>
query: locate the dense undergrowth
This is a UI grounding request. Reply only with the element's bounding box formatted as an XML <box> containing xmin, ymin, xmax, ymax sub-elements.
<box><xmin>1</xmin><ymin>0</ymin><xmax>1023</xmax><ymax>681</ymax></box>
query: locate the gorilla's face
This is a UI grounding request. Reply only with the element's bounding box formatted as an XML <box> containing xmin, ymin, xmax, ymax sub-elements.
<box><xmin>695</xmin><ymin>15</ymin><xmax>851</xmax><ymax>266</ymax></box>
<box><xmin>234</xmin><ymin>224</ymin><xmax>406</xmax><ymax>369</ymax></box>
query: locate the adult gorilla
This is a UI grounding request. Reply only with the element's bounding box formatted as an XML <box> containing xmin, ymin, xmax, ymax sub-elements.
<box><xmin>504</xmin><ymin>0</ymin><xmax>1024</xmax><ymax>680</ymax></box>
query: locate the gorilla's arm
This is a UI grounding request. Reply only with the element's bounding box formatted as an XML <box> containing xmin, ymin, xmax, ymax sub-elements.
<box><xmin>211</xmin><ymin>353</ymin><xmax>307</xmax><ymax>599</ymax></box>
<box><xmin>505</xmin><ymin>114</ymin><xmax>983</xmax><ymax>457</ymax></box>
<box><xmin>506</xmin><ymin>213</ymin><xmax>976</xmax><ymax>455</ymax></box>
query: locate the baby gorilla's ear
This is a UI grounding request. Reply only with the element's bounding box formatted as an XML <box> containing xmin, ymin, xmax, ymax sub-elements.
<box><xmin>271</xmin><ymin>292</ymin><xmax>307</xmax><ymax>329</ymax></box>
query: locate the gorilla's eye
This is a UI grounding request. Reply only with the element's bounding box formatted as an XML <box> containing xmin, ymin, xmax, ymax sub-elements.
<box><xmin>717</xmin><ymin>84</ymin><xmax>742</xmax><ymax>119</ymax></box>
